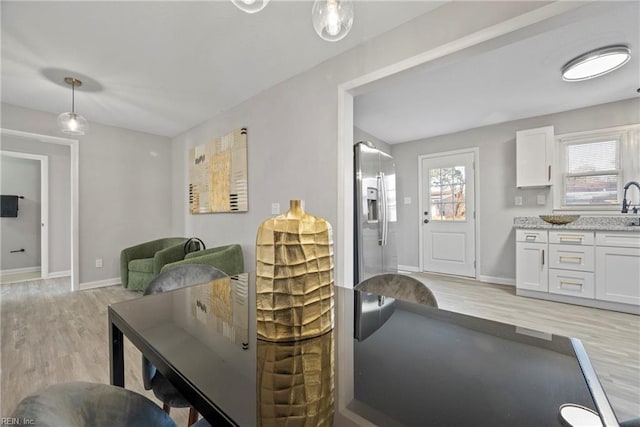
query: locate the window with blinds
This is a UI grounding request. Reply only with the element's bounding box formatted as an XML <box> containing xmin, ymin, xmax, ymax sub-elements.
<box><xmin>563</xmin><ymin>139</ymin><xmax>619</xmax><ymax>206</ymax></box>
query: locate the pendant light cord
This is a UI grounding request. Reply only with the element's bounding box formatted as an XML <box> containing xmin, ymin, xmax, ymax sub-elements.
<box><xmin>71</xmin><ymin>81</ymin><xmax>75</xmax><ymax>113</ymax></box>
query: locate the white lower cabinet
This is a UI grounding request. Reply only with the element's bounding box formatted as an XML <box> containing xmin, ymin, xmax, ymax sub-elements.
<box><xmin>595</xmin><ymin>245</ymin><xmax>640</xmax><ymax>305</ymax></box>
<box><xmin>516</xmin><ymin>229</ymin><xmax>640</xmax><ymax>312</ymax></box>
<box><xmin>516</xmin><ymin>242</ymin><xmax>548</xmax><ymax>292</ymax></box>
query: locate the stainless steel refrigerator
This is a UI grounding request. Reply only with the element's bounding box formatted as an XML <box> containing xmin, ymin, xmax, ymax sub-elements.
<box><xmin>354</xmin><ymin>141</ymin><xmax>398</xmax><ymax>284</ymax></box>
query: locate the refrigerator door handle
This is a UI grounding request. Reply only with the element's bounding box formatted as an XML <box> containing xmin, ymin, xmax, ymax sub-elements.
<box><xmin>379</xmin><ymin>172</ymin><xmax>388</xmax><ymax>246</ymax></box>
<box><xmin>377</xmin><ymin>174</ymin><xmax>383</xmax><ymax>245</ymax></box>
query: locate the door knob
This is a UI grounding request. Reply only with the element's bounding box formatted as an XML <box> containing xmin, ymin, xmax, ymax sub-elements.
<box><xmin>424</xmin><ymin>211</ymin><xmax>429</xmax><ymax>215</ymax></box>
<box><xmin>423</xmin><ymin>219</ymin><xmax>429</xmax><ymax>224</ymax></box>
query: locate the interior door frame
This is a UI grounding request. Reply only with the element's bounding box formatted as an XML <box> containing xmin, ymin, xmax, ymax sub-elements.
<box><xmin>417</xmin><ymin>148</ymin><xmax>480</xmax><ymax>279</ymax></box>
<box><xmin>1</xmin><ymin>128</ymin><xmax>79</xmax><ymax>291</ymax></box>
<box><xmin>0</xmin><ymin>150</ymin><xmax>49</xmax><ymax>278</ymax></box>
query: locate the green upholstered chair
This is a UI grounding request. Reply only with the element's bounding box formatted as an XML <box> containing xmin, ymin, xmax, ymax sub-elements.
<box><xmin>120</xmin><ymin>237</ymin><xmax>192</xmax><ymax>292</ymax></box>
<box><xmin>160</xmin><ymin>244</ymin><xmax>244</xmax><ymax>276</ymax></box>
<box><xmin>11</xmin><ymin>382</ymin><xmax>177</xmax><ymax>427</ymax></box>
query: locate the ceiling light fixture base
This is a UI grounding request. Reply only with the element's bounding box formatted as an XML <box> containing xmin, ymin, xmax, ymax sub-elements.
<box><xmin>64</xmin><ymin>77</ymin><xmax>83</xmax><ymax>88</ymax></box>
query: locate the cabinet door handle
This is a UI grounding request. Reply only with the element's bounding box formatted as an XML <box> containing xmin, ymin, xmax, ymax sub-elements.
<box><xmin>541</xmin><ymin>250</ymin><xmax>545</xmax><ymax>266</ymax></box>
<box><xmin>560</xmin><ymin>281</ymin><xmax>583</xmax><ymax>288</ymax></box>
<box><xmin>559</xmin><ymin>235</ymin><xmax>583</xmax><ymax>242</ymax></box>
<box><xmin>548</xmin><ymin>165</ymin><xmax>551</xmax><ymax>181</ymax></box>
<box><xmin>525</xmin><ymin>235</ymin><xmax>537</xmax><ymax>241</ymax></box>
<box><xmin>559</xmin><ymin>255</ymin><xmax>582</xmax><ymax>263</ymax></box>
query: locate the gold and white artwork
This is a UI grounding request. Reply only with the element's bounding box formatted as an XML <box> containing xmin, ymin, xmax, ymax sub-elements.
<box><xmin>189</xmin><ymin>128</ymin><xmax>248</xmax><ymax>213</ymax></box>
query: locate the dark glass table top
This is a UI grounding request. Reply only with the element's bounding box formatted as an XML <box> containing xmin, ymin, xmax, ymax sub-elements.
<box><xmin>109</xmin><ymin>274</ymin><xmax>616</xmax><ymax>426</ymax></box>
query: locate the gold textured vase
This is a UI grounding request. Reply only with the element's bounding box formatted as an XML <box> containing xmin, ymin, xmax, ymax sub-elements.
<box><xmin>257</xmin><ymin>330</ymin><xmax>334</xmax><ymax>426</ymax></box>
<box><xmin>256</xmin><ymin>200</ymin><xmax>334</xmax><ymax>342</ymax></box>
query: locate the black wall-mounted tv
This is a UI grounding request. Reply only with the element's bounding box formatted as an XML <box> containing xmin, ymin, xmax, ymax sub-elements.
<box><xmin>1</xmin><ymin>195</ymin><xmax>19</xmax><ymax>217</ymax></box>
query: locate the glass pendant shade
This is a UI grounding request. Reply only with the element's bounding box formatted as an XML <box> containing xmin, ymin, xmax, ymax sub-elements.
<box><xmin>231</xmin><ymin>0</ymin><xmax>269</xmax><ymax>14</ymax></box>
<box><xmin>562</xmin><ymin>45</ymin><xmax>631</xmax><ymax>81</ymax></box>
<box><xmin>57</xmin><ymin>112</ymin><xmax>88</xmax><ymax>135</ymax></box>
<box><xmin>312</xmin><ymin>0</ymin><xmax>353</xmax><ymax>42</ymax></box>
<box><xmin>58</xmin><ymin>77</ymin><xmax>88</xmax><ymax>135</ymax></box>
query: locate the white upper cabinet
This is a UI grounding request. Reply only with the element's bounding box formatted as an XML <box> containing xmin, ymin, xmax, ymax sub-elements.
<box><xmin>516</xmin><ymin>126</ymin><xmax>554</xmax><ymax>188</ymax></box>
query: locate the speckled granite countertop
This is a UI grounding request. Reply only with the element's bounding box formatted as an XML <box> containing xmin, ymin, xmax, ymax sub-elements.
<box><xmin>514</xmin><ymin>216</ymin><xmax>640</xmax><ymax>232</ymax></box>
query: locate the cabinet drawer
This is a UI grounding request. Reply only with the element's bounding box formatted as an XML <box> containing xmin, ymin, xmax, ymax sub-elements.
<box><xmin>549</xmin><ymin>244</ymin><xmax>594</xmax><ymax>272</ymax></box>
<box><xmin>595</xmin><ymin>232</ymin><xmax>640</xmax><ymax>248</ymax></box>
<box><xmin>549</xmin><ymin>269</ymin><xmax>595</xmax><ymax>299</ymax></box>
<box><xmin>549</xmin><ymin>231</ymin><xmax>594</xmax><ymax>245</ymax></box>
<box><xmin>516</xmin><ymin>229</ymin><xmax>547</xmax><ymax>243</ymax></box>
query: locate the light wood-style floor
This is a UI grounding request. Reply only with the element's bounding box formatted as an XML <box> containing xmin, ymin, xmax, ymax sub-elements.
<box><xmin>1</xmin><ymin>274</ymin><xmax>638</xmax><ymax>424</ymax></box>
<box><xmin>0</xmin><ymin>277</ymin><xmax>192</xmax><ymax>426</ymax></box>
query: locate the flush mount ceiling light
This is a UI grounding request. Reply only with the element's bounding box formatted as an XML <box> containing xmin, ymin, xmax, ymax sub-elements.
<box><xmin>562</xmin><ymin>45</ymin><xmax>631</xmax><ymax>82</ymax></box>
<box><xmin>57</xmin><ymin>77</ymin><xmax>88</xmax><ymax>135</ymax></box>
<box><xmin>231</xmin><ymin>0</ymin><xmax>269</xmax><ymax>14</ymax></box>
<box><xmin>312</xmin><ymin>0</ymin><xmax>354</xmax><ymax>42</ymax></box>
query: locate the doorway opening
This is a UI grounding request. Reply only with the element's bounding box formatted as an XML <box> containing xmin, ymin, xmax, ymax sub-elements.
<box><xmin>0</xmin><ymin>151</ymin><xmax>48</xmax><ymax>283</ymax></box>
<box><xmin>336</xmin><ymin>3</ymin><xmax>582</xmax><ymax>288</ymax></box>
<box><xmin>0</xmin><ymin>128</ymin><xmax>79</xmax><ymax>291</ymax></box>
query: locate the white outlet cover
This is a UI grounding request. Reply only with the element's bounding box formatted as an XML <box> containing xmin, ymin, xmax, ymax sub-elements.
<box><xmin>537</xmin><ymin>194</ymin><xmax>546</xmax><ymax>205</ymax></box>
<box><xmin>271</xmin><ymin>203</ymin><xmax>280</xmax><ymax>215</ymax></box>
<box><xmin>404</xmin><ymin>197</ymin><xmax>412</xmax><ymax>205</ymax></box>
<box><xmin>515</xmin><ymin>196</ymin><xmax>523</xmax><ymax>206</ymax></box>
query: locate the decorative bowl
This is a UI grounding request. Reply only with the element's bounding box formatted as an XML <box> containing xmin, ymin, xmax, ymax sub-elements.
<box><xmin>539</xmin><ymin>215</ymin><xmax>580</xmax><ymax>225</ymax></box>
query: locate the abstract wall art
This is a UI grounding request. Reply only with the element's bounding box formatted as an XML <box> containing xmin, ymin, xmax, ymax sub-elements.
<box><xmin>189</xmin><ymin>127</ymin><xmax>248</xmax><ymax>214</ymax></box>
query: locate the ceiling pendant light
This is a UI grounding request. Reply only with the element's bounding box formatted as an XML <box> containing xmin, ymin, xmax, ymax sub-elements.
<box><xmin>312</xmin><ymin>0</ymin><xmax>354</xmax><ymax>42</ymax></box>
<box><xmin>231</xmin><ymin>0</ymin><xmax>269</xmax><ymax>14</ymax></box>
<box><xmin>57</xmin><ymin>77</ymin><xmax>88</xmax><ymax>135</ymax></box>
<box><xmin>562</xmin><ymin>45</ymin><xmax>631</xmax><ymax>82</ymax></box>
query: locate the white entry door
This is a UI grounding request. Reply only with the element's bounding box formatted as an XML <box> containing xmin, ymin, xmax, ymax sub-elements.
<box><xmin>421</xmin><ymin>151</ymin><xmax>476</xmax><ymax>277</ymax></box>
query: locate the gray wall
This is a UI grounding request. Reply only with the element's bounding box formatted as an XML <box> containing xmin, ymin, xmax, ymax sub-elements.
<box><xmin>391</xmin><ymin>98</ymin><xmax>640</xmax><ymax>281</ymax></box>
<box><xmin>170</xmin><ymin>2</ymin><xmax>549</xmax><ymax>287</ymax></box>
<box><xmin>354</xmin><ymin>127</ymin><xmax>391</xmax><ymax>155</ymax></box>
<box><xmin>1</xmin><ymin>103</ymin><xmax>173</xmax><ymax>284</ymax></box>
<box><xmin>0</xmin><ymin>155</ymin><xmax>40</xmax><ymax>270</ymax></box>
<box><xmin>1</xmin><ymin>136</ymin><xmax>71</xmax><ymax>274</ymax></box>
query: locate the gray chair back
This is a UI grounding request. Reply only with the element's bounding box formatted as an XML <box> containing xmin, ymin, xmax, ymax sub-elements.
<box><xmin>144</xmin><ymin>264</ymin><xmax>228</xmax><ymax>296</ymax></box>
<box><xmin>11</xmin><ymin>382</ymin><xmax>177</xmax><ymax>427</ymax></box>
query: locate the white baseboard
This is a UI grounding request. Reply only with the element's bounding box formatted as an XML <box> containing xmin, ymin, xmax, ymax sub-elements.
<box><xmin>478</xmin><ymin>275</ymin><xmax>515</xmax><ymax>286</ymax></box>
<box><xmin>397</xmin><ymin>265</ymin><xmax>420</xmax><ymax>273</ymax></box>
<box><xmin>48</xmin><ymin>270</ymin><xmax>71</xmax><ymax>279</ymax></box>
<box><xmin>0</xmin><ymin>266</ymin><xmax>40</xmax><ymax>275</ymax></box>
<box><xmin>79</xmin><ymin>277</ymin><xmax>121</xmax><ymax>290</ymax></box>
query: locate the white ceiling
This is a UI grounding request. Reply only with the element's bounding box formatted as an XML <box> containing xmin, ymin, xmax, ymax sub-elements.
<box><xmin>1</xmin><ymin>1</ymin><xmax>444</xmax><ymax>138</ymax></box>
<box><xmin>354</xmin><ymin>1</ymin><xmax>640</xmax><ymax>144</ymax></box>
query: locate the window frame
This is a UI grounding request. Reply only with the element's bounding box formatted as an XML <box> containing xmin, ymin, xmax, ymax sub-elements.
<box><xmin>553</xmin><ymin>125</ymin><xmax>638</xmax><ymax>212</ymax></box>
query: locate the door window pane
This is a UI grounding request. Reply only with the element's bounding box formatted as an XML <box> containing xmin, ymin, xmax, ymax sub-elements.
<box><xmin>429</xmin><ymin>166</ymin><xmax>466</xmax><ymax>221</ymax></box>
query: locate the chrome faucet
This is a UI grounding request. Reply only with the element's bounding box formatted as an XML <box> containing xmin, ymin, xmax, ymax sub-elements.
<box><xmin>621</xmin><ymin>181</ymin><xmax>640</xmax><ymax>214</ymax></box>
